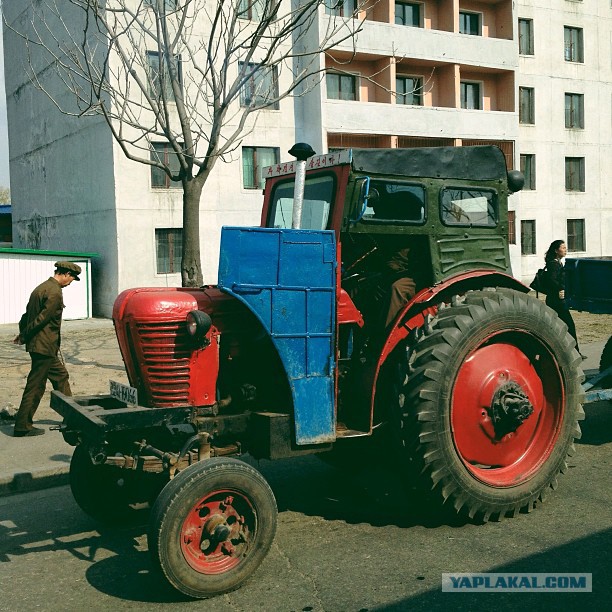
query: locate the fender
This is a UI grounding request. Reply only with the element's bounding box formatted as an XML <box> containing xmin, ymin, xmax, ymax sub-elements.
<box><xmin>367</xmin><ymin>271</ymin><xmax>530</xmax><ymax>430</ymax></box>
<box><xmin>218</xmin><ymin>226</ymin><xmax>337</xmax><ymax>445</ymax></box>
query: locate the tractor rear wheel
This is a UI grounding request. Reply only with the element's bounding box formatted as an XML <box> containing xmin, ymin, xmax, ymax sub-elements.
<box><xmin>70</xmin><ymin>444</ymin><xmax>163</xmax><ymax>524</ymax></box>
<box><xmin>148</xmin><ymin>457</ymin><xmax>277</xmax><ymax>599</ymax></box>
<box><xmin>397</xmin><ymin>289</ymin><xmax>584</xmax><ymax>521</ymax></box>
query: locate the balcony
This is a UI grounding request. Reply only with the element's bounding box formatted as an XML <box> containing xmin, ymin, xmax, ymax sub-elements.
<box><xmin>322</xmin><ymin>12</ymin><xmax>517</xmax><ymax>72</ymax></box>
<box><xmin>323</xmin><ymin>100</ymin><xmax>518</xmax><ymax>142</ymax></box>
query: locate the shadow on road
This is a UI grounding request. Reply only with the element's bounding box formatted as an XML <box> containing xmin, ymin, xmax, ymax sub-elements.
<box><xmin>371</xmin><ymin>527</ymin><xmax>612</xmax><ymax>611</ymax></box>
<box><xmin>0</xmin><ymin>501</ymin><xmax>183</xmax><ymax>603</ymax></box>
<box><xmin>0</xmin><ymin>455</ymin><xmax>471</xmax><ymax>604</ymax></box>
<box><xmin>1</xmin><ymin>442</ymin><xmax>607</xmax><ymax>606</ymax></box>
<box><xmin>577</xmin><ymin>401</ymin><xmax>612</xmax><ymax>446</ymax></box>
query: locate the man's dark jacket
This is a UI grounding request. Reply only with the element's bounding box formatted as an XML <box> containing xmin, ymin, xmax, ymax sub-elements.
<box><xmin>18</xmin><ymin>277</ymin><xmax>65</xmax><ymax>356</ymax></box>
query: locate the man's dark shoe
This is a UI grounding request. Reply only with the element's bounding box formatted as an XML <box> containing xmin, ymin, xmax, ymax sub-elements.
<box><xmin>13</xmin><ymin>427</ymin><xmax>45</xmax><ymax>437</ymax></box>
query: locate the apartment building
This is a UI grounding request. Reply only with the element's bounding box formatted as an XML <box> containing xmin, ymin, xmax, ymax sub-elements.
<box><xmin>515</xmin><ymin>0</ymin><xmax>611</xmax><ymax>280</ymax></box>
<box><xmin>3</xmin><ymin>2</ymin><xmax>610</xmax><ymax>315</ymax></box>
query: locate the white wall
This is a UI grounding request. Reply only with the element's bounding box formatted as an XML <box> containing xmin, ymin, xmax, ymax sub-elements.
<box><xmin>0</xmin><ymin>252</ymin><xmax>92</xmax><ymax>324</ymax></box>
<box><xmin>516</xmin><ymin>0</ymin><xmax>612</xmax><ymax>283</ymax></box>
<box><xmin>4</xmin><ymin>2</ymin><xmax>119</xmax><ymax>317</ymax></box>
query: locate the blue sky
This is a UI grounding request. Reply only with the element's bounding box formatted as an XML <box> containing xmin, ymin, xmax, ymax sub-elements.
<box><xmin>0</xmin><ymin>30</ymin><xmax>9</xmax><ymax>188</ymax></box>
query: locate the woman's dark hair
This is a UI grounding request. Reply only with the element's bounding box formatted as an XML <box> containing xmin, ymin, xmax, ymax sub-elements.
<box><xmin>545</xmin><ymin>240</ymin><xmax>565</xmax><ymax>262</ymax></box>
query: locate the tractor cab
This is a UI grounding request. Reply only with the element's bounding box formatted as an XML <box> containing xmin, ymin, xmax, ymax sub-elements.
<box><xmin>260</xmin><ymin>146</ymin><xmax>521</xmax><ymax>319</ymax></box>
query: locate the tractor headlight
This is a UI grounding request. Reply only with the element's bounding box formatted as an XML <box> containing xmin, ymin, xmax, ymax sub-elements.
<box><xmin>186</xmin><ymin>310</ymin><xmax>212</xmax><ymax>339</ymax></box>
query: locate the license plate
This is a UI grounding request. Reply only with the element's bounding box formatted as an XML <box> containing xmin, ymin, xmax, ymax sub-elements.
<box><xmin>110</xmin><ymin>380</ymin><xmax>138</xmax><ymax>405</ymax></box>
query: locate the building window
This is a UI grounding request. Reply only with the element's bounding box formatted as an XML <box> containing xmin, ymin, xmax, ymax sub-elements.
<box><xmin>396</xmin><ymin>75</ymin><xmax>423</xmax><ymax>105</ymax></box>
<box><xmin>146</xmin><ymin>51</ymin><xmax>182</xmax><ymax>100</ymax></box>
<box><xmin>151</xmin><ymin>142</ymin><xmax>183</xmax><ymax>189</ymax></box>
<box><xmin>242</xmin><ymin>146</ymin><xmax>280</xmax><ymax>189</ymax></box>
<box><xmin>519</xmin><ymin>87</ymin><xmax>535</xmax><ymax>124</ymax></box>
<box><xmin>521</xmin><ymin>220</ymin><xmax>536</xmax><ymax>255</ymax></box>
<box><xmin>508</xmin><ymin>211</ymin><xmax>516</xmax><ymax>245</ymax></box>
<box><xmin>518</xmin><ymin>18</ymin><xmax>534</xmax><ymax>55</ymax></box>
<box><xmin>564</xmin><ymin>26</ymin><xmax>584</xmax><ymax>62</ymax></box>
<box><xmin>395</xmin><ymin>2</ymin><xmax>422</xmax><ymax>27</ymax></box>
<box><xmin>460</xmin><ymin>82</ymin><xmax>481</xmax><ymax>109</ymax></box>
<box><xmin>565</xmin><ymin>93</ymin><xmax>584</xmax><ymax>129</ymax></box>
<box><xmin>459</xmin><ymin>11</ymin><xmax>481</xmax><ymax>36</ymax></box>
<box><xmin>520</xmin><ymin>154</ymin><xmax>536</xmax><ymax>190</ymax></box>
<box><xmin>325</xmin><ymin>0</ymin><xmax>357</xmax><ymax>17</ymax></box>
<box><xmin>565</xmin><ymin>157</ymin><xmax>585</xmax><ymax>192</ymax></box>
<box><xmin>239</xmin><ymin>62</ymin><xmax>279</xmax><ymax>109</ymax></box>
<box><xmin>567</xmin><ymin>219</ymin><xmax>586</xmax><ymax>252</ymax></box>
<box><xmin>155</xmin><ymin>228</ymin><xmax>182</xmax><ymax>274</ymax></box>
<box><xmin>326</xmin><ymin>72</ymin><xmax>358</xmax><ymax>101</ymax></box>
<box><xmin>237</xmin><ymin>0</ymin><xmax>265</xmax><ymax>20</ymax></box>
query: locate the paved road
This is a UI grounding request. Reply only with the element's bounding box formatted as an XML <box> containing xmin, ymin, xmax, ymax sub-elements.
<box><xmin>1</xmin><ymin>319</ymin><xmax>610</xmax><ymax>610</ymax></box>
<box><xmin>1</xmin><ymin>404</ymin><xmax>611</xmax><ymax>612</ymax></box>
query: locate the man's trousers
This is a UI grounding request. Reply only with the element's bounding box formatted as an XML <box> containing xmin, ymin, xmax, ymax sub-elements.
<box><xmin>14</xmin><ymin>352</ymin><xmax>72</xmax><ymax>433</ymax></box>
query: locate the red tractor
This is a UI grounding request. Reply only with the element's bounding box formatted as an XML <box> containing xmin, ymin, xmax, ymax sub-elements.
<box><xmin>52</xmin><ymin>144</ymin><xmax>584</xmax><ymax>598</ymax></box>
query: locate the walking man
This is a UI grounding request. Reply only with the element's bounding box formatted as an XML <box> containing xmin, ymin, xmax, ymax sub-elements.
<box><xmin>12</xmin><ymin>261</ymin><xmax>81</xmax><ymax>437</ymax></box>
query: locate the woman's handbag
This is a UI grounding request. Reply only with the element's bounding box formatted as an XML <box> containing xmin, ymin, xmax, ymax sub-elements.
<box><xmin>530</xmin><ymin>265</ymin><xmax>549</xmax><ymax>295</ymax></box>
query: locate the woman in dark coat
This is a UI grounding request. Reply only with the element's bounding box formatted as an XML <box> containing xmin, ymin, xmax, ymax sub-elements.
<box><xmin>544</xmin><ymin>239</ymin><xmax>585</xmax><ymax>358</ymax></box>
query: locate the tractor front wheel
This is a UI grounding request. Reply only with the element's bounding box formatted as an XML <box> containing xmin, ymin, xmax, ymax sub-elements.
<box><xmin>397</xmin><ymin>289</ymin><xmax>584</xmax><ymax>521</ymax></box>
<box><xmin>148</xmin><ymin>457</ymin><xmax>277</xmax><ymax>599</ymax></box>
<box><xmin>599</xmin><ymin>335</ymin><xmax>612</xmax><ymax>375</ymax></box>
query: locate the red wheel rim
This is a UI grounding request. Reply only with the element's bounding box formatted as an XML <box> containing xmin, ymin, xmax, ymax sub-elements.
<box><xmin>451</xmin><ymin>334</ymin><xmax>564</xmax><ymax>487</ymax></box>
<box><xmin>180</xmin><ymin>488</ymin><xmax>256</xmax><ymax>574</ymax></box>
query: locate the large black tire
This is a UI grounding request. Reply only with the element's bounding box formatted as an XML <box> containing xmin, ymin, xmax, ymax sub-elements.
<box><xmin>148</xmin><ymin>457</ymin><xmax>277</xmax><ymax>599</ymax></box>
<box><xmin>70</xmin><ymin>445</ymin><xmax>164</xmax><ymax>524</ymax></box>
<box><xmin>599</xmin><ymin>335</ymin><xmax>612</xmax><ymax>374</ymax></box>
<box><xmin>396</xmin><ymin>288</ymin><xmax>585</xmax><ymax>521</ymax></box>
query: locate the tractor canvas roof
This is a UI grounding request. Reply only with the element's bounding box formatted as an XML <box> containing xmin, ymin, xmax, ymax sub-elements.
<box><xmin>350</xmin><ymin>145</ymin><xmax>508</xmax><ymax>181</ymax></box>
<box><xmin>264</xmin><ymin>145</ymin><xmax>508</xmax><ymax>183</ymax></box>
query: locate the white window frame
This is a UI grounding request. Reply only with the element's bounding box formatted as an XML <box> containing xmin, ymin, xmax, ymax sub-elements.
<box><xmin>396</xmin><ymin>74</ymin><xmax>424</xmax><ymax>106</ymax></box>
<box><xmin>326</xmin><ymin>71</ymin><xmax>360</xmax><ymax>101</ymax></box>
<box><xmin>155</xmin><ymin>228</ymin><xmax>183</xmax><ymax>275</ymax></box>
<box><xmin>242</xmin><ymin>146</ymin><xmax>280</xmax><ymax>190</ymax></box>
<box><xmin>460</xmin><ymin>81</ymin><xmax>482</xmax><ymax>110</ymax></box>
<box><xmin>459</xmin><ymin>11</ymin><xmax>482</xmax><ymax>36</ymax></box>
<box><xmin>395</xmin><ymin>2</ymin><xmax>423</xmax><ymax>28</ymax></box>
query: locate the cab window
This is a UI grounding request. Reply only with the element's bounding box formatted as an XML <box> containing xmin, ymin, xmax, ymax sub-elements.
<box><xmin>361</xmin><ymin>182</ymin><xmax>425</xmax><ymax>224</ymax></box>
<box><xmin>440</xmin><ymin>187</ymin><xmax>497</xmax><ymax>227</ymax></box>
<box><xmin>269</xmin><ymin>175</ymin><xmax>335</xmax><ymax>230</ymax></box>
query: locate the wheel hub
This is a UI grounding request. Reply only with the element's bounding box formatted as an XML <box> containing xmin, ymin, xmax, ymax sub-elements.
<box><xmin>488</xmin><ymin>381</ymin><xmax>534</xmax><ymax>439</ymax></box>
<box><xmin>181</xmin><ymin>491</ymin><xmax>253</xmax><ymax>574</ymax></box>
<box><xmin>451</xmin><ymin>341</ymin><xmax>563</xmax><ymax>486</ymax></box>
<box><xmin>200</xmin><ymin>514</ymin><xmax>233</xmax><ymax>552</ymax></box>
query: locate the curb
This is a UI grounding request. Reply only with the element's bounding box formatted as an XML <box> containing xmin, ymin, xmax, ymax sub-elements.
<box><xmin>0</xmin><ymin>464</ymin><xmax>70</xmax><ymax>497</ymax></box>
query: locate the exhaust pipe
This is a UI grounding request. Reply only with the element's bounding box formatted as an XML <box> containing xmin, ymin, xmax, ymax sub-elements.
<box><xmin>288</xmin><ymin>142</ymin><xmax>316</xmax><ymax>229</ymax></box>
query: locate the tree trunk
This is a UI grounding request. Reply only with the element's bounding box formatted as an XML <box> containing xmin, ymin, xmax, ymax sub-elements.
<box><xmin>181</xmin><ymin>177</ymin><xmax>205</xmax><ymax>287</ymax></box>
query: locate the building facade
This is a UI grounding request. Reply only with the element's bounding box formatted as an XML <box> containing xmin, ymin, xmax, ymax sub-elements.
<box><xmin>515</xmin><ymin>0</ymin><xmax>612</xmax><ymax>279</ymax></box>
<box><xmin>4</xmin><ymin>1</ymin><xmax>611</xmax><ymax>316</ymax></box>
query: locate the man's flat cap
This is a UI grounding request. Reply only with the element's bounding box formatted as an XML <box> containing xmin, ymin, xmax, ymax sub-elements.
<box><xmin>55</xmin><ymin>261</ymin><xmax>82</xmax><ymax>280</ymax></box>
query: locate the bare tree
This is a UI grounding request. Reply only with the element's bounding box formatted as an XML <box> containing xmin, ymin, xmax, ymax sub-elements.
<box><xmin>7</xmin><ymin>0</ymin><xmax>365</xmax><ymax>286</ymax></box>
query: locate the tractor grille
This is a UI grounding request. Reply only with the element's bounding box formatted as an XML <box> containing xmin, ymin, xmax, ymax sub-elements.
<box><xmin>135</xmin><ymin>321</ymin><xmax>192</xmax><ymax>406</ymax></box>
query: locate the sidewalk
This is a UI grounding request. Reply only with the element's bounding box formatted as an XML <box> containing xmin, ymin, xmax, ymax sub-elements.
<box><xmin>0</xmin><ymin>317</ymin><xmax>126</xmax><ymax>496</ymax></box>
<box><xmin>0</xmin><ymin>316</ymin><xmax>608</xmax><ymax>496</ymax></box>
